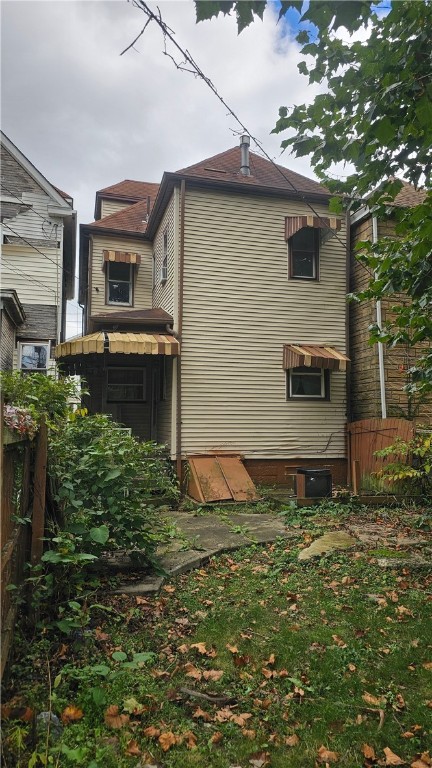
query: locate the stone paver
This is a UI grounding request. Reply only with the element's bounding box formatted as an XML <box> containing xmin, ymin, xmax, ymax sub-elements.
<box><xmin>298</xmin><ymin>531</ymin><xmax>357</xmax><ymax>561</ymax></box>
<box><xmin>114</xmin><ymin>511</ymin><xmax>294</xmax><ymax>595</ymax></box>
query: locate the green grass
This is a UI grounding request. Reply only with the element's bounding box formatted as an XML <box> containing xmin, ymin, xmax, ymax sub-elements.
<box><xmin>2</xmin><ymin>507</ymin><xmax>432</xmax><ymax>768</ymax></box>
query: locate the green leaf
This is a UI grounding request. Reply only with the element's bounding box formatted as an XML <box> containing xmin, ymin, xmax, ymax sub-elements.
<box><xmin>104</xmin><ymin>468</ymin><xmax>121</xmax><ymax>482</ymax></box>
<box><xmin>132</xmin><ymin>651</ymin><xmax>156</xmax><ymax>664</ymax></box>
<box><xmin>89</xmin><ymin>525</ymin><xmax>110</xmax><ymax>545</ymax></box>
<box><xmin>111</xmin><ymin>651</ymin><xmax>127</xmax><ymax>662</ymax></box>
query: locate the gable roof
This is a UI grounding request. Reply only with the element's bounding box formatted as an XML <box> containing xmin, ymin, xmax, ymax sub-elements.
<box><xmin>392</xmin><ymin>180</ymin><xmax>427</xmax><ymax>207</ymax></box>
<box><xmin>94</xmin><ymin>180</ymin><xmax>159</xmax><ymax>220</ymax></box>
<box><xmin>87</xmin><ymin>198</ymin><xmax>151</xmax><ymax>235</ymax></box>
<box><xmin>97</xmin><ymin>179</ymin><xmax>159</xmax><ymax>200</ymax></box>
<box><xmin>176</xmin><ymin>146</ymin><xmax>329</xmax><ymax>197</ymax></box>
<box><xmin>0</xmin><ymin>131</ymin><xmax>74</xmax><ymax>212</ymax></box>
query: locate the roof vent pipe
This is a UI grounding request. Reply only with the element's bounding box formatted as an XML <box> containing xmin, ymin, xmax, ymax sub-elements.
<box><xmin>240</xmin><ymin>134</ymin><xmax>251</xmax><ymax>176</ymax></box>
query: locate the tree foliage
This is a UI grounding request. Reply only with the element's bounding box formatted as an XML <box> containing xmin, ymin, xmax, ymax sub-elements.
<box><xmin>195</xmin><ymin>0</ymin><xmax>432</xmax><ymax>390</ymax></box>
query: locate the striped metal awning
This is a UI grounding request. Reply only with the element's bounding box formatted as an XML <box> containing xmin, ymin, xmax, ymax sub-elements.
<box><xmin>285</xmin><ymin>215</ymin><xmax>341</xmax><ymax>240</ymax></box>
<box><xmin>283</xmin><ymin>344</ymin><xmax>350</xmax><ymax>371</ymax></box>
<box><xmin>55</xmin><ymin>331</ymin><xmax>179</xmax><ymax>359</ymax></box>
<box><xmin>103</xmin><ymin>250</ymin><xmax>141</xmax><ymax>265</ymax></box>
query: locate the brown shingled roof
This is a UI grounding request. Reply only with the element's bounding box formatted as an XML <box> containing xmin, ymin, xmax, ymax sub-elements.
<box><xmin>392</xmin><ymin>180</ymin><xmax>427</xmax><ymax>207</ymax></box>
<box><xmin>97</xmin><ymin>179</ymin><xmax>159</xmax><ymax>201</ymax></box>
<box><xmin>87</xmin><ymin>199</ymin><xmax>152</xmax><ymax>234</ymax></box>
<box><xmin>176</xmin><ymin>146</ymin><xmax>329</xmax><ymax>197</ymax></box>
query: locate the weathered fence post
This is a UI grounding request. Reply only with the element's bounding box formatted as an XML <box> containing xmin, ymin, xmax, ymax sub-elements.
<box><xmin>30</xmin><ymin>416</ymin><xmax>48</xmax><ymax>566</ymax></box>
<box><xmin>351</xmin><ymin>460</ymin><xmax>361</xmax><ymax>496</ymax></box>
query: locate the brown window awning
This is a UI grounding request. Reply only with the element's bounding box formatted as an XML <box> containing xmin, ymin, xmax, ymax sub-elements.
<box><xmin>103</xmin><ymin>250</ymin><xmax>141</xmax><ymax>265</ymax></box>
<box><xmin>285</xmin><ymin>215</ymin><xmax>341</xmax><ymax>240</ymax></box>
<box><xmin>283</xmin><ymin>344</ymin><xmax>350</xmax><ymax>371</ymax></box>
<box><xmin>55</xmin><ymin>331</ymin><xmax>179</xmax><ymax>359</ymax></box>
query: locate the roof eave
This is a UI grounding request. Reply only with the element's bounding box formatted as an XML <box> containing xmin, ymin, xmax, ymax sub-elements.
<box><xmin>146</xmin><ymin>172</ymin><xmax>331</xmax><ymax>238</ymax></box>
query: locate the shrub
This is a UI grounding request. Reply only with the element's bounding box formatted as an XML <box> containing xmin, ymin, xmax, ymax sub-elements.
<box><xmin>0</xmin><ymin>370</ymin><xmax>81</xmax><ymax>423</ymax></box>
<box><xmin>376</xmin><ymin>432</ymin><xmax>432</xmax><ymax>496</ymax></box>
<box><xmin>47</xmin><ymin>412</ymin><xmax>179</xmax><ymax>565</ymax></box>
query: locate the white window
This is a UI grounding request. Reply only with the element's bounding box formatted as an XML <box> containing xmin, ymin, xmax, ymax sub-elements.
<box><xmin>19</xmin><ymin>342</ymin><xmax>50</xmax><ymax>373</ymax></box>
<box><xmin>107</xmin><ymin>368</ymin><xmax>146</xmax><ymax>402</ymax></box>
<box><xmin>160</xmin><ymin>228</ymin><xmax>168</xmax><ymax>283</ymax></box>
<box><xmin>288</xmin><ymin>366</ymin><xmax>329</xmax><ymax>399</ymax></box>
<box><xmin>107</xmin><ymin>262</ymin><xmax>132</xmax><ymax>305</ymax></box>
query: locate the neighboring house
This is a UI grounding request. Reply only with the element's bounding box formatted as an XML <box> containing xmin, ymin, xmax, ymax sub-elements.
<box><xmin>349</xmin><ymin>181</ymin><xmax>431</xmax><ymax>422</ymax></box>
<box><xmin>0</xmin><ymin>132</ymin><xmax>76</xmax><ymax>372</ymax></box>
<box><xmin>56</xmin><ymin>137</ymin><xmax>349</xmax><ymax>486</ymax></box>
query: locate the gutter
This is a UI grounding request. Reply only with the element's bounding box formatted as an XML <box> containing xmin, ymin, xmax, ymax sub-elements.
<box><xmin>372</xmin><ymin>215</ymin><xmax>387</xmax><ymax>419</ymax></box>
<box><xmin>176</xmin><ymin>180</ymin><xmax>186</xmax><ymax>483</ymax></box>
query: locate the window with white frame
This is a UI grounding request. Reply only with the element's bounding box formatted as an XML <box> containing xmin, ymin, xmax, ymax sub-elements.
<box><xmin>107</xmin><ymin>368</ymin><xmax>146</xmax><ymax>402</ymax></box>
<box><xmin>160</xmin><ymin>228</ymin><xmax>168</xmax><ymax>283</ymax></box>
<box><xmin>287</xmin><ymin>366</ymin><xmax>329</xmax><ymax>399</ymax></box>
<box><xmin>289</xmin><ymin>227</ymin><xmax>319</xmax><ymax>280</ymax></box>
<box><xmin>107</xmin><ymin>262</ymin><xmax>132</xmax><ymax>305</ymax></box>
<box><xmin>19</xmin><ymin>342</ymin><xmax>50</xmax><ymax>374</ymax></box>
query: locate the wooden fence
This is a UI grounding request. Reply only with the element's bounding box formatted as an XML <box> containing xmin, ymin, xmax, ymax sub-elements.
<box><xmin>348</xmin><ymin>417</ymin><xmax>414</xmax><ymax>492</ymax></box>
<box><xmin>1</xmin><ymin>416</ymin><xmax>47</xmax><ymax>678</ymax></box>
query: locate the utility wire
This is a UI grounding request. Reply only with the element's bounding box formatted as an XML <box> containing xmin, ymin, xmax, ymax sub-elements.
<box><xmin>2</xmin><ymin>222</ymin><xmax>79</xmax><ymax>283</ymax></box>
<box><xmin>132</xmin><ymin>0</ymin><xmax>348</xmax><ymax>252</ymax></box>
<box><xmin>1</xmin><ymin>257</ymin><xmax>57</xmax><ymax>295</ymax></box>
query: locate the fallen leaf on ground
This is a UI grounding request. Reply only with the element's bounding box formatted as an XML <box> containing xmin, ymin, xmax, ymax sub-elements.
<box><xmin>362</xmin><ymin>692</ymin><xmax>386</xmax><ymax>707</ymax></box>
<box><xmin>411</xmin><ymin>760</ymin><xmax>431</xmax><ymax>768</ymax></box>
<box><xmin>317</xmin><ymin>745</ymin><xmax>340</xmax><ymax>763</ymax></box>
<box><xmin>242</xmin><ymin>729</ymin><xmax>256</xmax><ymax>739</ymax></box>
<box><xmin>266</xmin><ymin>653</ymin><xmax>276</xmax><ymax>666</ymax></box>
<box><xmin>215</xmin><ymin>707</ymin><xmax>233</xmax><ymax>723</ymax></box>
<box><xmin>249</xmin><ymin>750</ymin><xmax>271</xmax><ymax>767</ymax></box>
<box><xmin>1</xmin><ymin>704</ymin><xmax>34</xmax><ymax>722</ymax></box>
<box><xmin>422</xmin><ymin>662</ymin><xmax>432</xmax><ymax>670</ymax></box>
<box><xmin>210</xmin><ymin>730</ymin><xmax>223</xmax><ymax>745</ymax></box>
<box><xmin>226</xmin><ymin>644</ymin><xmax>239</xmax><ymax>654</ymax></box>
<box><xmin>143</xmin><ymin>725</ymin><xmax>161</xmax><ymax>738</ymax></box>
<box><xmin>184</xmin><ymin>662</ymin><xmax>202</xmax><ymax>681</ymax></box>
<box><xmin>163</xmin><ymin>585</ymin><xmax>175</xmax><ymax>593</ymax></box>
<box><xmin>285</xmin><ymin>734</ymin><xmax>300</xmax><ymax>746</ymax></box>
<box><xmin>362</xmin><ymin>744</ymin><xmax>376</xmax><ymax>760</ymax></box>
<box><xmin>125</xmin><ymin>739</ymin><xmax>141</xmax><ymax>756</ymax></box>
<box><xmin>158</xmin><ymin>731</ymin><xmax>177</xmax><ymax>752</ymax></box>
<box><xmin>383</xmin><ymin>747</ymin><xmax>405</xmax><ymax>765</ymax></box>
<box><xmin>190</xmin><ymin>642</ymin><xmax>208</xmax><ymax>655</ymax></box>
<box><xmin>104</xmin><ymin>705</ymin><xmax>129</xmax><ymax>729</ymax></box>
<box><xmin>193</xmin><ymin>707</ymin><xmax>212</xmax><ymax>722</ymax></box>
<box><xmin>61</xmin><ymin>705</ymin><xmax>84</xmax><ymax>724</ymax></box>
<box><xmin>203</xmin><ymin>669</ymin><xmax>224</xmax><ymax>681</ymax></box>
<box><xmin>183</xmin><ymin>730</ymin><xmax>198</xmax><ymax>749</ymax></box>
<box><xmin>231</xmin><ymin>712</ymin><xmax>252</xmax><ymax>727</ymax></box>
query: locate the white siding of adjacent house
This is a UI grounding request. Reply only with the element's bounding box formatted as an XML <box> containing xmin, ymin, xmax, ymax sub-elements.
<box><xmin>179</xmin><ymin>187</ymin><xmax>347</xmax><ymax>460</ymax></box>
<box><xmin>100</xmin><ymin>200</ymin><xmax>131</xmax><ymax>219</ymax></box>
<box><xmin>1</xmin><ymin>191</ymin><xmax>64</xmax><ymax>308</ymax></box>
<box><xmin>89</xmin><ymin>234</ymin><xmax>153</xmax><ymax>315</ymax></box>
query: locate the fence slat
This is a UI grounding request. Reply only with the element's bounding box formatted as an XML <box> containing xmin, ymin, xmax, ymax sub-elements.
<box><xmin>30</xmin><ymin>417</ymin><xmax>48</xmax><ymax>566</ymax></box>
<box><xmin>348</xmin><ymin>418</ymin><xmax>414</xmax><ymax>491</ymax></box>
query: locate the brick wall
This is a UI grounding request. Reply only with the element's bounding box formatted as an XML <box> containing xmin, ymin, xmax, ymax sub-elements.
<box><xmin>350</xmin><ymin>215</ymin><xmax>432</xmax><ymax>423</ymax></box>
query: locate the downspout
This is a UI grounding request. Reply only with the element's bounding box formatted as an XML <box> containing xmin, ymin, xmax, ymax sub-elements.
<box><xmin>176</xmin><ymin>180</ymin><xmax>186</xmax><ymax>483</ymax></box>
<box><xmin>372</xmin><ymin>215</ymin><xmax>387</xmax><ymax>419</ymax></box>
<box><xmin>345</xmin><ymin>210</ymin><xmax>351</xmax><ymax>485</ymax></box>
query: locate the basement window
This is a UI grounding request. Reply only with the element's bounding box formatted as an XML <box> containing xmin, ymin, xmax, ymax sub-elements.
<box><xmin>287</xmin><ymin>366</ymin><xmax>329</xmax><ymax>400</ymax></box>
<box><xmin>289</xmin><ymin>227</ymin><xmax>319</xmax><ymax>280</ymax></box>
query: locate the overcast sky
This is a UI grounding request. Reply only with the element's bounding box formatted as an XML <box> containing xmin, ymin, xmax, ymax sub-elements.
<box><xmin>1</xmin><ymin>0</ymin><xmax>326</xmax><ymax>338</ymax></box>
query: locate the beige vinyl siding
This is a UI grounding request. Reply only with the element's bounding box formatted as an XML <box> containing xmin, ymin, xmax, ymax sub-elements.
<box><xmin>157</xmin><ymin>358</ymin><xmax>173</xmax><ymax>448</ymax></box>
<box><xmin>152</xmin><ymin>191</ymin><xmax>176</xmax><ymax>318</ymax></box>
<box><xmin>180</xmin><ymin>188</ymin><xmax>347</xmax><ymax>459</ymax></box>
<box><xmin>100</xmin><ymin>200</ymin><xmax>131</xmax><ymax>219</ymax></box>
<box><xmin>90</xmin><ymin>234</ymin><xmax>153</xmax><ymax>315</ymax></box>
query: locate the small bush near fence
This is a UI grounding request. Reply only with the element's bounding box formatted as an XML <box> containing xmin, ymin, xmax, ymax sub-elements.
<box><xmin>47</xmin><ymin>411</ymin><xmax>179</xmax><ymax>567</ymax></box>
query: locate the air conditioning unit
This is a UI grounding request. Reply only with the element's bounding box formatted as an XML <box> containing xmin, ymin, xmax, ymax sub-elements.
<box><xmin>160</xmin><ymin>265</ymin><xmax>168</xmax><ymax>283</ymax></box>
